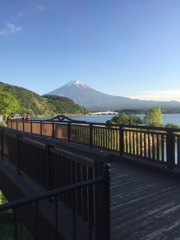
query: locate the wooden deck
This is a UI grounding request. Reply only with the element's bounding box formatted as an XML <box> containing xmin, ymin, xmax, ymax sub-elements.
<box><xmin>2</xmin><ymin>142</ymin><xmax>180</xmax><ymax>239</ymax></box>
<box><xmin>110</xmin><ymin>160</ymin><xmax>180</xmax><ymax>240</ymax></box>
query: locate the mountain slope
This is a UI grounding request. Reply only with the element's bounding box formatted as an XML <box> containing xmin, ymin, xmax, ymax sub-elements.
<box><xmin>0</xmin><ymin>82</ymin><xmax>88</xmax><ymax>116</ymax></box>
<box><xmin>47</xmin><ymin>80</ymin><xmax>180</xmax><ymax>111</ymax></box>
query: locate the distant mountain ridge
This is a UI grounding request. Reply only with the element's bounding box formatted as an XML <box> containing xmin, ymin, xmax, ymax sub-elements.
<box><xmin>47</xmin><ymin>80</ymin><xmax>180</xmax><ymax>111</ymax></box>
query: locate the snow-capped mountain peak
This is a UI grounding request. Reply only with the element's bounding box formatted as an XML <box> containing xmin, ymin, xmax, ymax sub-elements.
<box><xmin>46</xmin><ymin>80</ymin><xmax>180</xmax><ymax>111</ymax></box>
<box><xmin>67</xmin><ymin>80</ymin><xmax>91</xmax><ymax>89</ymax></box>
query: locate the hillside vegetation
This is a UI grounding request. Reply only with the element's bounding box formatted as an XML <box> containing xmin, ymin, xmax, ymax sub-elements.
<box><xmin>0</xmin><ymin>82</ymin><xmax>89</xmax><ymax>116</ymax></box>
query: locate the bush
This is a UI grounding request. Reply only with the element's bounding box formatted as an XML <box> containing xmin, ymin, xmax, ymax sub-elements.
<box><xmin>0</xmin><ymin>121</ymin><xmax>7</xmax><ymax>127</ymax></box>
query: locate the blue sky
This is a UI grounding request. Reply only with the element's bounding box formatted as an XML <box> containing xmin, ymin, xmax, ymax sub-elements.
<box><xmin>1</xmin><ymin>0</ymin><xmax>180</xmax><ymax>101</ymax></box>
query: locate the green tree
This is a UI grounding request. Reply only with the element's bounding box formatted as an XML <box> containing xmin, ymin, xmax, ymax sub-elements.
<box><xmin>164</xmin><ymin>123</ymin><xmax>180</xmax><ymax>128</ymax></box>
<box><xmin>0</xmin><ymin>92</ymin><xmax>20</xmax><ymax>116</ymax></box>
<box><xmin>143</xmin><ymin>107</ymin><xmax>163</xmax><ymax>127</ymax></box>
<box><xmin>106</xmin><ymin>112</ymin><xmax>143</xmax><ymax>125</ymax></box>
<box><xmin>0</xmin><ymin>191</ymin><xmax>7</xmax><ymax>204</ymax></box>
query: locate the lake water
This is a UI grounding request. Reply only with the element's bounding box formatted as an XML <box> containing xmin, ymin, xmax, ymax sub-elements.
<box><xmin>71</xmin><ymin>113</ymin><xmax>180</xmax><ymax>125</ymax></box>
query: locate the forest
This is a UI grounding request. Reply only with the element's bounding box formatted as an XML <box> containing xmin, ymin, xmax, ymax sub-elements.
<box><xmin>0</xmin><ymin>82</ymin><xmax>89</xmax><ymax>117</ymax></box>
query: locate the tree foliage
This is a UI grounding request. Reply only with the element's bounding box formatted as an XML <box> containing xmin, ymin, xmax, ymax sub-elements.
<box><xmin>143</xmin><ymin>107</ymin><xmax>163</xmax><ymax>127</ymax></box>
<box><xmin>0</xmin><ymin>82</ymin><xmax>89</xmax><ymax>116</ymax></box>
<box><xmin>0</xmin><ymin>92</ymin><xmax>20</xmax><ymax>116</ymax></box>
<box><xmin>164</xmin><ymin>123</ymin><xmax>180</xmax><ymax>128</ymax></box>
<box><xmin>106</xmin><ymin>107</ymin><xmax>164</xmax><ymax>127</ymax></box>
<box><xmin>106</xmin><ymin>112</ymin><xmax>143</xmax><ymax>125</ymax></box>
<box><xmin>43</xmin><ymin>95</ymin><xmax>89</xmax><ymax>114</ymax></box>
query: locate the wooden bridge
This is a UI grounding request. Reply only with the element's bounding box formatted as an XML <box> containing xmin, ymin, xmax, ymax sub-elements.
<box><xmin>1</xmin><ymin>119</ymin><xmax>180</xmax><ymax>239</ymax></box>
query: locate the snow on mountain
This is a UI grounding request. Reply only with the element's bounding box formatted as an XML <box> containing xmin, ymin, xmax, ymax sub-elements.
<box><xmin>66</xmin><ymin>80</ymin><xmax>87</xmax><ymax>88</ymax></box>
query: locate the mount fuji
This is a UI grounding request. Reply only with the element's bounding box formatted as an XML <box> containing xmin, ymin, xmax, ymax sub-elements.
<box><xmin>46</xmin><ymin>80</ymin><xmax>180</xmax><ymax>111</ymax></box>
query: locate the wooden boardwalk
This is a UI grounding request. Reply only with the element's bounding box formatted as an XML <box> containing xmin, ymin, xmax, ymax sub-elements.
<box><xmin>110</xmin><ymin>160</ymin><xmax>180</xmax><ymax>240</ymax></box>
<box><xmin>2</xmin><ymin>143</ymin><xmax>180</xmax><ymax>239</ymax></box>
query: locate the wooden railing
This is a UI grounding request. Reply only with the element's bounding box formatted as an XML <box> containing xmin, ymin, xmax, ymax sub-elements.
<box><xmin>7</xmin><ymin>119</ymin><xmax>180</xmax><ymax>169</ymax></box>
<box><xmin>0</xmin><ymin>168</ymin><xmax>110</xmax><ymax>240</ymax></box>
<box><xmin>0</xmin><ymin>126</ymin><xmax>110</xmax><ymax>240</ymax></box>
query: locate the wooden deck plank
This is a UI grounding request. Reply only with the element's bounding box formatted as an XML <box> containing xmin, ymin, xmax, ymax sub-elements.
<box><xmin>110</xmin><ymin>161</ymin><xmax>180</xmax><ymax>240</ymax></box>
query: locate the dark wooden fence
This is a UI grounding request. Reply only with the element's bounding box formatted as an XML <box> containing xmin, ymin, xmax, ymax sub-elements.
<box><xmin>0</xmin><ymin>166</ymin><xmax>110</xmax><ymax>240</ymax></box>
<box><xmin>7</xmin><ymin>119</ymin><xmax>180</xmax><ymax>169</ymax></box>
<box><xmin>0</xmin><ymin>126</ymin><xmax>110</xmax><ymax>240</ymax></box>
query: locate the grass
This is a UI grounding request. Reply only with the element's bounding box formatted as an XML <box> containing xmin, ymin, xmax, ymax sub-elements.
<box><xmin>0</xmin><ymin>192</ymin><xmax>33</xmax><ymax>240</ymax></box>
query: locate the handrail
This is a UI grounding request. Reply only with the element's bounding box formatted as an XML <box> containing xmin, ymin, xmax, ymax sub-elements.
<box><xmin>0</xmin><ymin>176</ymin><xmax>104</xmax><ymax>211</ymax></box>
<box><xmin>0</xmin><ymin>126</ymin><xmax>110</xmax><ymax>240</ymax></box>
<box><xmin>6</xmin><ymin>119</ymin><xmax>180</xmax><ymax>169</ymax></box>
<box><xmin>0</xmin><ymin>168</ymin><xmax>110</xmax><ymax>240</ymax></box>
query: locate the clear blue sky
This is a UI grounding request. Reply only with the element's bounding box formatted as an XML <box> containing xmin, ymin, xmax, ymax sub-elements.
<box><xmin>1</xmin><ymin>0</ymin><xmax>180</xmax><ymax>101</ymax></box>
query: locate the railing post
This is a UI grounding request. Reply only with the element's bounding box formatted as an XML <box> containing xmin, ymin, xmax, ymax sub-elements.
<box><xmin>40</xmin><ymin>121</ymin><xmax>42</xmax><ymax>135</ymax></box>
<box><xmin>103</xmin><ymin>162</ymin><xmax>111</xmax><ymax>240</ymax></box>
<box><xmin>16</xmin><ymin>135</ymin><xmax>21</xmax><ymax>174</ymax></box>
<box><xmin>13</xmin><ymin>208</ymin><xmax>18</xmax><ymax>240</ymax></box>
<box><xmin>94</xmin><ymin>160</ymin><xmax>103</xmax><ymax>240</ymax></box>
<box><xmin>166</xmin><ymin>129</ymin><xmax>175</xmax><ymax>169</ymax></box>
<box><xmin>67</xmin><ymin>122</ymin><xmax>71</xmax><ymax>142</ymax></box>
<box><xmin>89</xmin><ymin>123</ymin><xmax>93</xmax><ymax>148</ymax></box>
<box><xmin>10</xmin><ymin>120</ymin><xmax>12</xmax><ymax>128</ymax></box>
<box><xmin>45</xmin><ymin>144</ymin><xmax>51</xmax><ymax>190</ymax></box>
<box><xmin>0</xmin><ymin>129</ymin><xmax>4</xmax><ymax>160</ymax></box>
<box><xmin>120</xmin><ymin>126</ymin><xmax>124</xmax><ymax>157</ymax></box>
<box><xmin>52</xmin><ymin>122</ymin><xmax>54</xmax><ymax>138</ymax></box>
<box><xmin>94</xmin><ymin>161</ymin><xmax>110</xmax><ymax>240</ymax></box>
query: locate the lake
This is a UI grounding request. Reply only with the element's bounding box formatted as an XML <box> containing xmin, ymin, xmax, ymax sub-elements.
<box><xmin>70</xmin><ymin>113</ymin><xmax>180</xmax><ymax>125</ymax></box>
